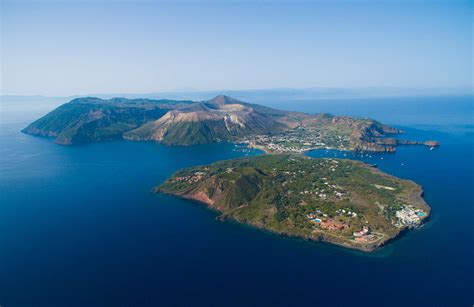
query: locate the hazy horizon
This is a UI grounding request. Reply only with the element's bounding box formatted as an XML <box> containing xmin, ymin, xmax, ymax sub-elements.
<box><xmin>1</xmin><ymin>85</ymin><xmax>472</xmax><ymax>102</ymax></box>
<box><xmin>2</xmin><ymin>0</ymin><xmax>472</xmax><ymax>96</ymax></box>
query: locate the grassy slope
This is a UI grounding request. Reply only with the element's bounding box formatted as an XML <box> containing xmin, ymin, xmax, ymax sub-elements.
<box><xmin>22</xmin><ymin>98</ymin><xmax>189</xmax><ymax>144</ymax></box>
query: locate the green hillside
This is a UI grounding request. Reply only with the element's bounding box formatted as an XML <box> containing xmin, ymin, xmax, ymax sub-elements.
<box><xmin>22</xmin><ymin>97</ymin><xmax>192</xmax><ymax>144</ymax></box>
<box><xmin>158</xmin><ymin>154</ymin><xmax>430</xmax><ymax>251</ymax></box>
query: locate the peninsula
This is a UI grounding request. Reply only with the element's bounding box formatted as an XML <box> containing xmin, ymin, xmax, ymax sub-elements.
<box><xmin>158</xmin><ymin>154</ymin><xmax>430</xmax><ymax>252</ymax></box>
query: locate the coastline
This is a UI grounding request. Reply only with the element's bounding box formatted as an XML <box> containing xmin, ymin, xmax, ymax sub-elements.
<box><xmin>157</xmin><ymin>184</ymin><xmax>429</xmax><ymax>253</ymax></box>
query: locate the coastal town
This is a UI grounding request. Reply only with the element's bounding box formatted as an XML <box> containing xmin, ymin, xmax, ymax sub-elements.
<box><xmin>239</xmin><ymin>126</ymin><xmax>351</xmax><ymax>153</ymax></box>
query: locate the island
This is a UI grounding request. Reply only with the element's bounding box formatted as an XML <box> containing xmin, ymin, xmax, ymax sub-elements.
<box><xmin>23</xmin><ymin>94</ymin><xmax>434</xmax><ymax>250</ymax></box>
<box><xmin>157</xmin><ymin>154</ymin><xmax>430</xmax><ymax>252</ymax></box>
<box><xmin>22</xmin><ymin>95</ymin><xmax>439</xmax><ymax>152</ymax></box>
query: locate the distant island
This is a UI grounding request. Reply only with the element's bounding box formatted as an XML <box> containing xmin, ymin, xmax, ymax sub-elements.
<box><xmin>22</xmin><ymin>95</ymin><xmax>439</xmax><ymax>152</ymax></box>
<box><xmin>23</xmin><ymin>95</ymin><xmax>435</xmax><ymax>251</ymax></box>
<box><xmin>158</xmin><ymin>154</ymin><xmax>430</xmax><ymax>252</ymax></box>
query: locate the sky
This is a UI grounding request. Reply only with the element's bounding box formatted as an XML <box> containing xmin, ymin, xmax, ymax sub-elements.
<box><xmin>1</xmin><ymin>0</ymin><xmax>472</xmax><ymax>96</ymax></box>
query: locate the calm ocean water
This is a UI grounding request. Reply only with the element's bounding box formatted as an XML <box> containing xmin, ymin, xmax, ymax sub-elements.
<box><xmin>0</xmin><ymin>96</ymin><xmax>473</xmax><ymax>306</ymax></box>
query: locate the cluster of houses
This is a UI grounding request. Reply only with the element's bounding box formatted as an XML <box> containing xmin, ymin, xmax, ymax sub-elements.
<box><xmin>173</xmin><ymin>171</ymin><xmax>207</xmax><ymax>184</ymax></box>
<box><xmin>395</xmin><ymin>205</ymin><xmax>427</xmax><ymax>227</ymax></box>
<box><xmin>328</xmin><ymin>159</ymin><xmax>339</xmax><ymax>172</ymax></box>
<box><xmin>335</xmin><ymin>208</ymin><xmax>358</xmax><ymax>218</ymax></box>
<box><xmin>306</xmin><ymin>211</ymin><xmax>324</xmax><ymax>220</ymax></box>
<box><xmin>320</xmin><ymin>219</ymin><xmax>348</xmax><ymax>231</ymax></box>
<box><xmin>298</xmin><ymin>189</ymin><xmax>332</xmax><ymax>200</ymax></box>
<box><xmin>305</xmin><ymin>211</ymin><xmax>380</xmax><ymax>243</ymax></box>
<box><xmin>323</xmin><ymin>178</ymin><xmax>346</xmax><ymax>198</ymax></box>
<box><xmin>292</xmin><ymin>171</ymin><xmax>347</xmax><ymax>201</ymax></box>
<box><xmin>240</xmin><ymin>126</ymin><xmax>349</xmax><ymax>153</ymax></box>
<box><xmin>306</xmin><ymin>211</ymin><xmax>349</xmax><ymax>231</ymax></box>
<box><xmin>352</xmin><ymin>226</ymin><xmax>376</xmax><ymax>242</ymax></box>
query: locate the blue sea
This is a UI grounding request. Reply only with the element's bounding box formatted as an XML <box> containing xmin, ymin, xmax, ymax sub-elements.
<box><xmin>0</xmin><ymin>95</ymin><xmax>473</xmax><ymax>306</ymax></box>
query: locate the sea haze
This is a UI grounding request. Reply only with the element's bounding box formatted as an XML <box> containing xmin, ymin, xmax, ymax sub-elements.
<box><xmin>0</xmin><ymin>95</ymin><xmax>473</xmax><ymax>306</ymax></box>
